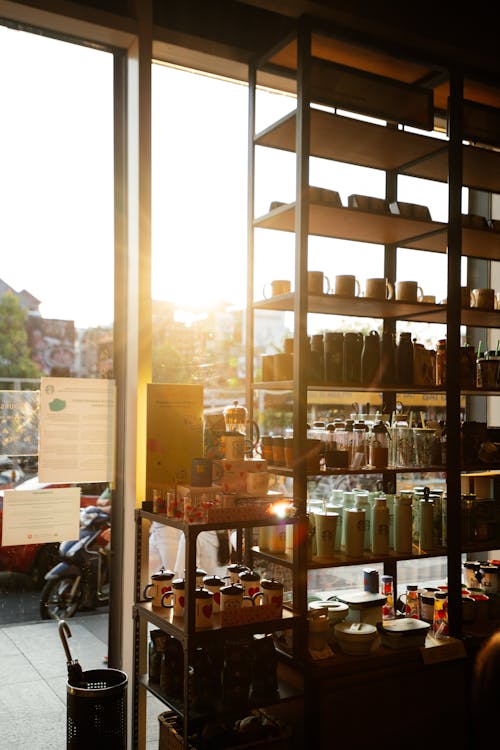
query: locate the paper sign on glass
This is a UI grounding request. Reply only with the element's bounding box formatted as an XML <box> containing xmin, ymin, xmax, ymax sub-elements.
<box><xmin>38</xmin><ymin>376</ymin><xmax>116</xmax><ymax>483</ymax></box>
<box><xmin>2</xmin><ymin>487</ymin><xmax>80</xmax><ymax>546</ymax></box>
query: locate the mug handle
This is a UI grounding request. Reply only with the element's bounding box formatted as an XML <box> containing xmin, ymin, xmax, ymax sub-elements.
<box><xmin>417</xmin><ymin>285</ymin><xmax>424</xmax><ymax>302</ymax></box>
<box><xmin>252</xmin><ymin>592</ymin><xmax>264</xmax><ymax>605</ymax></box>
<box><xmin>243</xmin><ymin>595</ymin><xmax>255</xmax><ymax>606</ymax></box>
<box><xmin>262</xmin><ymin>282</ymin><xmax>271</xmax><ymax>300</ymax></box>
<box><xmin>386</xmin><ymin>280</ymin><xmax>394</xmax><ymax>300</ymax></box>
<box><xmin>323</xmin><ymin>274</ymin><xmax>331</xmax><ymax>294</ymax></box>
<box><xmin>354</xmin><ymin>278</ymin><xmax>361</xmax><ymax>297</ymax></box>
<box><xmin>143</xmin><ymin>583</ymin><xmax>153</xmax><ymax>602</ymax></box>
<box><xmin>161</xmin><ymin>591</ymin><xmax>174</xmax><ymax>608</ymax></box>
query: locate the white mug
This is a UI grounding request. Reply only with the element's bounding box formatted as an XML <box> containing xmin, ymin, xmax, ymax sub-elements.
<box><xmin>202</xmin><ymin>574</ymin><xmax>225</xmax><ymax>614</ymax></box>
<box><xmin>471</xmin><ymin>287</ymin><xmax>495</xmax><ymax>310</ymax></box>
<box><xmin>221</xmin><ymin>431</ymin><xmax>245</xmax><ymax>459</ymax></box>
<box><xmin>161</xmin><ymin>578</ymin><xmax>185</xmax><ymax>617</ymax></box>
<box><xmin>364</xmin><ymin>277</ymin><xmax>394</xmax><ymax>300</ymax></box>
<box><xmin>194</xmin><ymin>587</ymin><xmax>214</xmax><ymax>628</ymax></box>
<box><xmin>308</xmin><ymin>271</ymin><xmax>330</xmax><ymax>294</ymax></box>
<box><xmin>253</xmin><ymin>578</ymin><xmax>284</xmax><ymax>609</ymax></box>
<box><xmin>335</xmin><ymin>274</ymin><xmax>361</xmax><ymax>297</ymax></box>
<box><xmin>246</xmin><ymin>471</ymin><xmax>269</xmax><ymax>495</ymax></box>
<box><xmin>143</xmin><ymin>570</ymin><xmax>174</xmax><ymax>608</ymax></box>
<box><xmin>395</xmin><ymin>280</ymin><xmax>424</xmax><ymax>302</ymax></box>
<box><xmin>263</xmin><ymin>279</ymin><xmax>291</xmax><ymax>298</ymax></box>
<box><xmin>220</xmin><ymin>583</ymin><xmax>253</xmax><ymax>610</ymax></box>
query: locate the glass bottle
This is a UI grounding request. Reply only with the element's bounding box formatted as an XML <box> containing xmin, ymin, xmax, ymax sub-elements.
<box><xmin>350</xmin><ymin>420</ymin><xmax>369</xmax><ymax>469</ymax></box>
<box><xmin>404</xmin><ymin>584</ymin><xmax>420</xmax><ymax>619</ymax></box>
<box><xmin>432</xmin><ymin>591</ymin><xmax>449</xmax><ymax>639</ymax></box>
<box><xmin>369</xmin><ymin>419</ymin><xmax>389</xmax><ymax>468</ymax></box>
<box><xmin>381</xmin><ymin>574</ymin><xmax>395</xmax><ymax>620</ymax></box>
<box><xmin>436</xmin><ymin>338</ymin><xmax>447</xmax><ymax>385</ymax></box>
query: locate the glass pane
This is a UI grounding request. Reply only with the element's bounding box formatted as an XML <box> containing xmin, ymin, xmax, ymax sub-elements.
<box><xmin>0</xmin><ymin>26</ymin><xmax>113</xmax><ymax>644</ymax></box>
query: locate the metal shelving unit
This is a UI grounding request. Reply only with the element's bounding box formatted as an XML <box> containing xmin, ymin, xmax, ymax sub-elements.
<box><xmin>245</xmin><ymin>14</ymin><xmax>500</xmax><ymax>661</ymax></box>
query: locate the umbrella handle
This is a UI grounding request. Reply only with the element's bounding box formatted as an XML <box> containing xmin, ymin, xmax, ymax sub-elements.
<box><xmin>58</xmin><ymin>620</ymin><xmax>74</xmax><ymax>664</ymax></box>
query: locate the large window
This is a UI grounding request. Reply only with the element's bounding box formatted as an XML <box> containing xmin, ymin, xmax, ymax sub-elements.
<box><xmin>0</xmin><ymin>27</ymin><xmax>114</xmax><ymax>625</ymax></box>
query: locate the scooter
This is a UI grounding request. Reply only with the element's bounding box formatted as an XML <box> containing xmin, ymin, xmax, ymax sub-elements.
<box><xmin>39</xmin><ymin>505</ymin><xmax>110</xmax><ymax>620</ymax></box>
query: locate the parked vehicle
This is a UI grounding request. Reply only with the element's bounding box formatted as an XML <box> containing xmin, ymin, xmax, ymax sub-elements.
<box><xmin>0</xmin><ymin>456</ymin><xmax>25</xmax><ymax>485</ymax></box>
<box><xmin>39</xmin><ymin>503</ymin><xmax>111</xmax><ymax>619</ymax></box>
<box><xmin>0</xmin><ymin>477</ymin><xmax>108</xmax><ymax>587</ymax></box>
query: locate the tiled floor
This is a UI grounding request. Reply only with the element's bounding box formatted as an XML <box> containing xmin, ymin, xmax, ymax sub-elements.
<box><xmin>0</xmin><ymin>613</ymin><xmax>163</xmax><ymax>750</ymax></box>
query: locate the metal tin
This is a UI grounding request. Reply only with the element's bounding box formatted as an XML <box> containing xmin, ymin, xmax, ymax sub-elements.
<box><xmin>363</xmin><ymin>567</ymin><xmax>380</xmax><ymax>594</ymax></box>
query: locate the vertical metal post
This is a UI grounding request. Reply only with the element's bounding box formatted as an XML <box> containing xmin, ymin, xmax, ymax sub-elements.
<box><xmin>293</xmin><ymin>17</ymin><xmax>312</xmax><ymax>658</ymax></box>
<box><xmin>447</xmin><ymin>66</ymin><xmax>464</xmax><ymax>639</ymax></box>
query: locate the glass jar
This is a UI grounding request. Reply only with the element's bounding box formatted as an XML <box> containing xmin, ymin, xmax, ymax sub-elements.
<box><xmin>432</xmin><ymin>591</ymin><xmax>449</xmax><ymax>639</ymax></box>
<box><xmin>436</xmin><ymin>338</ymin><xmax>447</xmax><ymax>385</ymax></box>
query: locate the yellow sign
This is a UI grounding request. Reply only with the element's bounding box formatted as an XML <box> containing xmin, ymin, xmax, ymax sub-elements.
<box><xmin>146</xmin><ymin>383</ymin><xmax>203</xmax><ymax>498</ymax></box>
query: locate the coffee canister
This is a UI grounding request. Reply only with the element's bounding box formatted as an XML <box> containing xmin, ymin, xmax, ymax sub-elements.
<box><xmin>463</xmin><ymin>560</ymin><xmax>482</xmax><ymax>589</ymax></box>
<box><xmin>479</xmin><ymin>563</ymin><xmax>499</xmax><ymax>593</ymax></box>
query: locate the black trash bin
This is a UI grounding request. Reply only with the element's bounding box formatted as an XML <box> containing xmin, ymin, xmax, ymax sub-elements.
<box><xmin>66</xmin><ymin>668</ymin><xmax>128</xmax><ymax>749</ymax></box>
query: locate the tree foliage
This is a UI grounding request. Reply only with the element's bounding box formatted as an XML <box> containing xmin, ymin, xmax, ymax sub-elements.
<box><xmin>0</xmin><ymin>293</ymin><xmax>42</xmax><ymax>378</ymax></box>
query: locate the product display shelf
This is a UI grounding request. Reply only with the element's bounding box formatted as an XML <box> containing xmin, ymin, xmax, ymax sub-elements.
<box><xmin>254</xmin><ymin>293</ymin><xmax>500</xmax><ymax>327</ymax></box>
<box><xmin>133</xmin><ymin>507</ymin><xmax>304</xmax><ymax>750</ymax></box>
<box><xmin>246</xmin><ymin>17</ymin><xmax>500</xmax><ymax>695</ymax></box>
<box><xmin>140</xmin><ymin>662</ymin><xmax>302</xmax><ymax>720</ymax></box>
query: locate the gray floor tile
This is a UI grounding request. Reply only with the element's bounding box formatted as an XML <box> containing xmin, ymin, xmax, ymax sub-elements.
<box><xmin>0</xmin><ymin>711</ymin><xmax>66</xmax><ymax>750</ymax></box>
<box><xmin>0</xmin><ymin>630</ymin><xmax>21</xmax><ymax>656</ymax></box>
<box><xmin>0</xmin><ymin>652</ymin><xmax>41</xmax><ymax>684</ymax></box>
<box><xmin>0</xmin><ymin>679</ymin><xmax>64</xmax><ymax>715</ymax></box>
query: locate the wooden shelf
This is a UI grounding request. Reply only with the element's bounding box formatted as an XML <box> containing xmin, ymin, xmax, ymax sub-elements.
<box><xmin>254</xmin><ymin>200</ymin><xmax>447</xmax><ymax>252</ymax></box>
<box><xmin>255</xmin><ymin>109</ymin><xmax>445</xmax><ymax>173</ymax></box>
<box><xmin>135</xmin><ymin>601</ymin><xmax>301</xmax><ymax>643</ymax></box>
<box><xmin>255</xmin><ymin>200</ymin><xmax>500</xmax><ymax>260</ymax></box>
<box><xmin>254</xmin><ymin>293</ymin><xmax>500</xmax><ymax>328</ymax></box>
<box><xmin>256</xmin><ymin>108</ymin><xmax>500</xmax><ymax>196</ymax></box>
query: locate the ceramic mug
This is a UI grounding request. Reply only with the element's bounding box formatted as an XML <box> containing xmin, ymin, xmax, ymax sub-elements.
<box><xmin>334</xmin><ymin>274</ymin><xmax>361</xmax><ymax>297</ymax></box>
<box><xmin>253</xmin><ymin>578</ymin><xmax>284</xmax><ymax>609</ymax></box>
<box><xmin>143</xmin><ymin>568</ymin><xmax>175</xmax><ymax>607</ymax></box>
<box><xmin>246</xmin><ymin>471</ymin><xmax>270</xmax><ymax>495</ymax></box>
<box><xmin>220</xmin><ymin>583</ymin><xmax>253</xmax><ymax>610</ymax></box>
<box><xmin>238</xmin><ymin>569</ymin><xmax>261</xmax><ymax>606</ymax></box>
<box><xmin>161</xmin><ymin>578</ymin><xmax>185</xmax><ymax>617</ymax></box>
<box><xmin>263</xmin><ymin>279</ymin><xmax>291</xmax><ymax>298</ymax></box>
<box><xmin>226</xmin><ymin>562</ymin><xmax>249</xmax><ymax>584</ymax></box>
<box><xmin>364</xmin><ymin>277</ymin><xmax>394</xmax><ymax>300</ymax></box>
<box><xmin>395</xmin><ymin>280</ymin><xmax>424</xmax><ymax>302</ymax></box>
<box><xmin>308</xmin><ymin>271</ymin><xmax>330</xmax><ymax>294</ymax></box>
<box><xmin>202</xmin><ymin>574</ymin><xmax>225</xmax><ymax>613</ymax></box>
<box><xmin>471</xmin><ymin>287</ymin><xmax>495</xmax><ymax>310</ymax></box>
<box><xmin>220</xmin><ymin>431</ymin><xmax>246</xmax><ymax>459</ymax></box>
<box><xmin>194</xmin><ymin>587</ymin><xmax>214</xmax><ymax>628</ymax></box>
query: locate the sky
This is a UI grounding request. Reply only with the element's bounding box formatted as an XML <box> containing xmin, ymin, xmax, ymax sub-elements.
<box><xmin>0</xmin><ymin>25</ymin><xmax>458</xmax><ymax>332</ymax></box>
